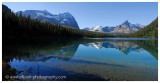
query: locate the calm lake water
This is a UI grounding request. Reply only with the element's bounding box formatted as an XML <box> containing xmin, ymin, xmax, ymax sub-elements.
<box><xmin>2</xmin><ymin>38</ymin><xmax>158</xmax><ymax>81</ymax></box>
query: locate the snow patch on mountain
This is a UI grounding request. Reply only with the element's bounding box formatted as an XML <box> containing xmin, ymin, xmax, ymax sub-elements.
<box><xmin>83</xmin><ymin>20</ymin><xmax>145</xmax><ymax>34</ymax></box>
<box><xmin>17</xmin><ymin>10</ymin><xmax>79</xmax><ymax>29</ymax></box>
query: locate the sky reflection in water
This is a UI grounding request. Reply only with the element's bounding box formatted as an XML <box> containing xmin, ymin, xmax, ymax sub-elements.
<box><xmin>4</xmin><ymin>39</ymin><xmax>158</xmax><ymax>81</ymax></box>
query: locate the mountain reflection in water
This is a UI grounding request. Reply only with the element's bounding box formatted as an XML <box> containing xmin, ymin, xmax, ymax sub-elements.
<box><xmin>20</xmin><ymin>45</ymin><xmax>79</xmax><ymax>62</ymax></box>
<box><xmin>2</xmin><ymin>38</ymin><xmax>158</xmax><ymax>81</ymax></box>
<box><xmin>84</xmin><ymin>41</ymin><xmax>144</xmax><ymax>55</ymax></box>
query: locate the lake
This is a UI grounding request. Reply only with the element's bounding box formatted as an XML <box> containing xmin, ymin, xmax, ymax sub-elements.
<box><xmin>2</xmin><ymin>38</ymin><xmax>158</xmax><ymax>81</ymax></box>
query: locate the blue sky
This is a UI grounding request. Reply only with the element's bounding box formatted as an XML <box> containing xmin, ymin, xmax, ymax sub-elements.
<box><xmin>3</xmin><ymin>2</ymin><xmax>158</xmax><ymax>29</ymax></box>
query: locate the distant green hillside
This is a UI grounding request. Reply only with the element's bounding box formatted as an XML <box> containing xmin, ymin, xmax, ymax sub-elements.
<box><xmin>128</xmin><ymin>18</ymin><xmax>158</xmax><ymax>38</ymax></box>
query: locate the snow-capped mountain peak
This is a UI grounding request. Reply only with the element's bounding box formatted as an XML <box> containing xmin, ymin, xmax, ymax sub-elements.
<box><xmin>83</xmin><ymin>20</ymin><xmax>145</xmax><ymax>34</ymax></box>
<box><xmin>93</xmin><ymin>26</ymin><xmax>102</xmax><ymax>30</ymax></box>
<box><xmin>17</xmin><ymin>10</ymin><xmax>79</xmax><ymax>29</ymax></box>
<box><xmin>42</xmin><ymin>10</ymin><xmax>50</xmax><ymax>13</ymax></box>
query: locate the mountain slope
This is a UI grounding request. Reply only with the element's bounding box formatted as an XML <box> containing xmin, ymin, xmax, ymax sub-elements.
<box><xmin>17</xmin><ymin>10</ymin><xmax>79</xmax><ymax>29</ymax></box>
<box><xmin>109</xmin><ymin>20</ymin><xmax>144</xmax><ymax>34</ymax></box>
<box><xmin>129</xmin><ymin>18</ymin><xmax>158</xmax><ymax>38</ymax></box>
<box><xmin>3</xmin><ymin>5</ymin><xmax>113</xmax><ymax>39</ymax></box>
<box><xmin>2</xmin><ymin>4</ymin><xmax>11</xmax><ymax>12</ymax></box>
<box><xmin>83</xmin><ymin>20</ymin><xmax>144</xmax><ymax>34</ymax></box>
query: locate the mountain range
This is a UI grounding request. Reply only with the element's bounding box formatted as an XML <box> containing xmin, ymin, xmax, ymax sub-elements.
<box><xmin>83</xmin><ymin>20</ymin><xmax>145</xmax><ymax>35</ymax></box>
<box><xmin>16</xmin><ymin>9</ymin><xmax>145</xmax><ymax>34</ymax></box>
<box><xmin>17</xmin><ymin>10</ymin><xmax>79</xmax><ymax>29</ymax></box>
<box><xmin>2</xmin><ymin>4</ymin><xmax>157</xmax><ymax>38</ymax></box>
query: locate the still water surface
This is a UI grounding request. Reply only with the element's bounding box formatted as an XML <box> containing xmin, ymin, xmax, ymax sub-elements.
<box><xmin>3</xmin><ymin>38</ymin><xmax>158</xmax><ymax>81</ymax></box>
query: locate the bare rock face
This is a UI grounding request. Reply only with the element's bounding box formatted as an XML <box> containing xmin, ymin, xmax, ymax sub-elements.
<box><xmin>17</xmin><ymin>10</ymin><xmax>79</xmax><ymax>29</ymax></box>
<box><xmin>83</xmin><ymin>20</ymin><xmax>145</xmax><ymax>35</ymax></box>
